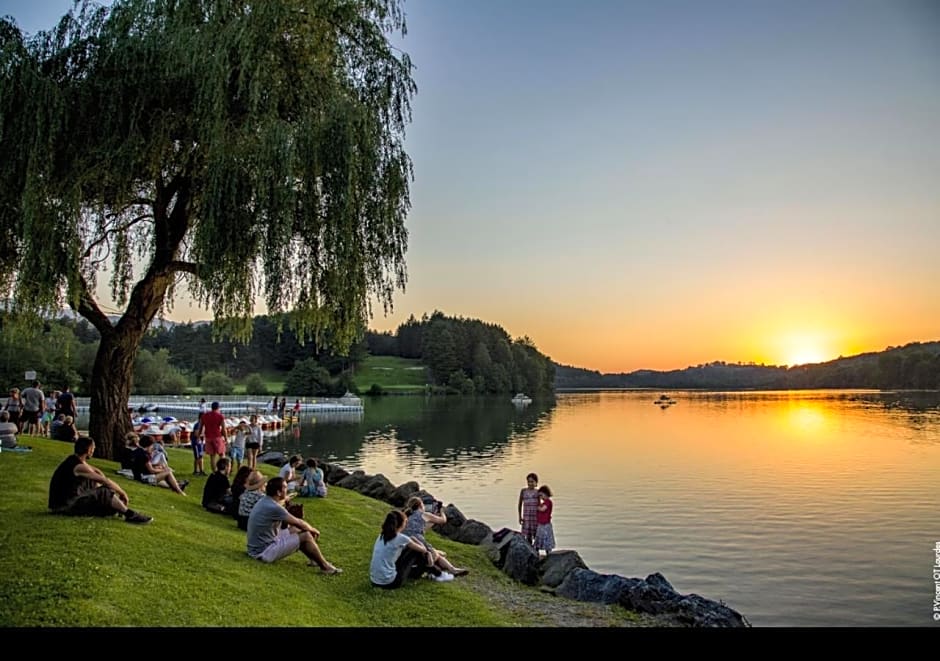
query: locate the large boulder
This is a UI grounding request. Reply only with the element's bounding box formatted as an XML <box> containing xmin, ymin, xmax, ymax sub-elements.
<box><xmin>335</xmin><ymin>470</ymin><xmax>370</xmax><ymax>491</ymax></box>
<box><xmin>388</xmin><ymin>481</ymin><xmax>421</xmax><ymax>507</ymax></box>
<box><xmin>617</xmin><ymin>573</ymin><xmax>747</xmax><ymax>627</ymax></box>
<box><xmin>322</xmin><ymin>462</ymin><xmax>349</xmax><ymax>485</ymax></box>
<box><xmin>358</xmin><ymin>473</ymin><xmax>396</xmax><ymax>502</ymax></box>
<box><xmin>556</xmin><ymin>568</ymin><xmax>642</xmax><ymax>604</ymax></box>
<box><xmin>479</xmin><ymin>528</ymin><xmax>516</xmax><ymax>564</ymax></box>
<box><xmin>538</xmin><ymin>551</ymin><xmax>588</xmax><ymax>588</ymax></box>
<box><xmin>500</xmin><ymin>534</ymin><xmax>540</xmax><ymax>585</ymax></box>
<box><xmin>259</xmin><ymin>451</ymin><xmax>287</xmax><ymax>467</ymax></box>
<box><xmin>451</xmin><ymin>519</ymin><xmax>492</xmax><ymax>545</ymax></box>
<box><xmin>434</xmin><ymin>503</ymin><xmax>468</xmax><ymax>539</ymax></box>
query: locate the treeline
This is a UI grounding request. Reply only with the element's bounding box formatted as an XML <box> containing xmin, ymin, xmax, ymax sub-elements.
<box><xmin>555</xmin><ymin>341</ymin><xmax>940</xmax><ymax>390</ymax></box>
<box><xmin>1</xmin><ymin>310</ymin><xmax>555</xmax><ymax>396</ymax></box>
<box><xmin>366</xmin><ymin>311</ymin><xmax>555</xmax><ymax>394</ymax></box>
<box><xmin>0</xmin><ymin>315</ymin><xmax>365</xmax><ymax>396</ymax></box>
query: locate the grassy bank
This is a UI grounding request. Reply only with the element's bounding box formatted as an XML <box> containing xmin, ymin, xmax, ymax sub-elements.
<box><xmin>352</xmin><ymin>355</ymin><xmax>428</xmax><ymax>393</ymax></box>
<box><xmin>0</xmin><ymin>437</ymin><xmax>638</xmax><ymax>627</ymax></box>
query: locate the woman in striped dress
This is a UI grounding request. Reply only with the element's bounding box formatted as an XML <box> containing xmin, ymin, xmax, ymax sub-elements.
<box><xmin>517</xmin><ymin>472</ymin><xmax>540</xmax><ymax>546</ymax></box>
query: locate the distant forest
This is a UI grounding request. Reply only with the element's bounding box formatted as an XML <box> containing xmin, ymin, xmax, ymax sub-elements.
<box><xmin>0</xmin><ymin>310</ymin><xmax>554</xmax><ymax>396</ymax></box>
<box><xmin>555</xmin><ymin>341</ymin><xmax>940</xmax><ymax>391</ymax></box>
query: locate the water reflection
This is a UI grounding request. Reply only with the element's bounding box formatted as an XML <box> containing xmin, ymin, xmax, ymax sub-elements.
<box><xmin>274</xmin><ymin>395</ymin><xmax>557</xmax><ymax>465</ymax></box>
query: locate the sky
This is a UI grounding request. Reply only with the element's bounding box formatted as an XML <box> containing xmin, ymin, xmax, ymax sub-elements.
<box><xmin>3</xmin><ymin>0</ymin><xmax>939</xmax><ymax>373</ymax></box>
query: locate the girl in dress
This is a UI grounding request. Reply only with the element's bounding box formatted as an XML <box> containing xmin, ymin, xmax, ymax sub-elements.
<box><xmin>534</xmin><ymin>485</ymin><xmax>555</xmax><ymax>555</ymax></box>
<box><xmin>517</xmin><ymin>472</ymin><xmax>539</xmax><ymax>545</ymax></box>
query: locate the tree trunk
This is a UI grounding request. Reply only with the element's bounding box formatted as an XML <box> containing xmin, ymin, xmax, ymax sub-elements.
<box><xmin>88</xmin><ymin>324</ymin><xmax>144</xmax><ymax>460</ymax></box>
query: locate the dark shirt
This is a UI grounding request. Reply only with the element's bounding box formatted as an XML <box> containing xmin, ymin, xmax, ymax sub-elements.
<box><xmin>202</xmin><ymin>472</ymin><xmax>231</xmax><ymax>509</ymax></box>
<box><xmin>48</xmin><ymin>455</ymin><xmax>82</xmax><ymax>510</ymax></box>
<box><xmin>56</xmin><ymin>391</ymin><xmax>76</xmax><ymax>417</ymax></box>
<box><xmin>130</xmin><ymin>446</ymin><xmax>151</xmax><ymax>481</ymax></box>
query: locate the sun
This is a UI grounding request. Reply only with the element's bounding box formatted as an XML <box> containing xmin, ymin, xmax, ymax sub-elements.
<box><xmin>779</xmin><ymin>331</ymin><xmax>832</xmax><ymax>367</ymax></box>
<box><xmin>785</xmin><ymin>347</ymin><xmax>828</xmax><ymax>367</ymax></box>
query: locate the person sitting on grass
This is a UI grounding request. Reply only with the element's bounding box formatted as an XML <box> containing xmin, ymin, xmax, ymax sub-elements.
<box><xmin>370</xmin><ymin>509</ymin><xmax>445</xmax><ymax>589</ymax></box>
<box><xmin>0</xmin><ymin>410</ymin><xmax>20</xmax><ymax>449</ymax></box>
<box><xmin>130</xmin><ymin>436</ymin><xmax>189</xmax><ymax>495</ymax></box>
<box><xmin>299</xmin><ymin>458</ymin><xmax>327</xmax><ymax>498</ymax></box>
<box><xmin>402</xmin><ymin>496</ymin><xmax>469</xmax><ymax>577</ymax></box>
<box><xmin>237</xmin><ymin>470</ymin><xmax>266</xmax><ymax>531</ymax></box>
<box><xmin>230</xmin><ymin>465</ymin><xmax>251</xmax><ymax>520</ymax></box>
<box><xmin>53</xmin><ymin>415</ymin><xmax>79</xmax><ymax>444</ymax></box>
<box><xmin>202</xmin><ymin>456</ymin><xmax>235</xmax><ymax>514</ymax></box>
<box><xmin>246</xmin><ymin>476</ymin><xmax>342</xmax><ymax>574</ymax></box>
<box><xmin>278</xmin><ymin>455</ymin><xmax>303</xmax><ymax>492</ymax></box>
<box><xmin>48</xmin><ymin>436</ymin><xmax>152</xmax><ymax>524</ymax></box>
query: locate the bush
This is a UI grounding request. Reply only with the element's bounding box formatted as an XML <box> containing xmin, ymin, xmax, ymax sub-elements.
<box><xmin>284</xmin><ymin>359</ymin><xmax>332</xmax><ymax>396</ymax></box>
<box><xmin>368</xmin><ymin>383</ymin><xmax>385</xmax><ymax>396</ymax></box>
<box><xmin>200</xmin><ymin>370</ymin><xmax>234</xmax><ymax>395</ymax></box>
<box><xmin>244</xmin><ymin>373</ymin><xmax>268</xmax><ymax>396</ymax></box>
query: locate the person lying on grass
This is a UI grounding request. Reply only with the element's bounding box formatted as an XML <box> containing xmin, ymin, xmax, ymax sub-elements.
<box><xmin>48</xmin><ymin>436</ymin><xmax>152</xmax><ymax>524</ymax></box>
<box><xmin>246</xmin><ymin>476</ymin><xmax>342</xmax><ymax>575</ymax></box>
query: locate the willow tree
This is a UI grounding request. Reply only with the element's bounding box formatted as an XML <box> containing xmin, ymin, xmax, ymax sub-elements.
<box><xmin>0</xmin><ymin>0</ymin><xmax>414</xmax><ymax>458</ymax></box>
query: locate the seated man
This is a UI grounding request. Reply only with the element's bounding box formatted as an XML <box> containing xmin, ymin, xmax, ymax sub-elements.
<box><xmin>49</xmin><ymin>436</ymin><xmax>152</xmax><ymax>524</ymax></box>
<box><xmin>130</xmin><ymin>436</ymin><xmax>188</xmax><ymax>495</ymax></box>
<box><xmin>0</xmin><ymin>410</ymin><xmax>19</xmax><ymax>449</ymax></box>
<box><xmin>202</xmin><ymin>456</ymin><xmax>235</xmax><ymax>514</ymax></box>
<box><xmin>49</xmin><ymin>414</ymin><xmax>65</xmax><ymax>440</ymax></box>
<box><xmin>246</xmin><ymin>476</ymin><xmax>342</xmax><ymax>574</ymax></box>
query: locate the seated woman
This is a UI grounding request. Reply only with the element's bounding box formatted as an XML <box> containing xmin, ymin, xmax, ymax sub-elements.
<box><xmin>370</xmin><ymin>510</ymin><xmax>447</xmax><ymax>589</ymax></box>
<box><xmin>0</xmin><ymin>410</ymin><xmax>19</xmax><ymax>449</ymax></box>
<box><xmin>230</xmin><ymin>465</ymin><xmax>251</xmax><ymax>520</ymax></box>
<box><xmin>53</xmin><ymin>415</ymin><xmax>79</xmax><ymax>444</ymax></box>
<box><xmin>237</xmin><ymin>471</ymin><xmax>266</xmax><ymax>531</ymax></box>
<box><xmin>402</xmin><ymin>496</ymin><xmax>469</xmax><ymax>577</ymax></box>
<box><xmin>299</xmin><ymin>458</ymin><xmax>327</xmax><ymax>497</ymax></box>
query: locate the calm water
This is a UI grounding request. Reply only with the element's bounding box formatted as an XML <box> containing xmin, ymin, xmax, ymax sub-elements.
<box><xmin>90</xmin><ymin>390</ymin><xmax>940</xmax><ymax>626</ymax></box>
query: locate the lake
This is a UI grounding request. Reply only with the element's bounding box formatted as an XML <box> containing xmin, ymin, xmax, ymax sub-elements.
<box><xmin>275</xmin><ymin>389</ymin><xmax>940</xmax><ymax>627</ymax></box>
<box><xmin>85</xmin><ymin>389</ymin><xmax>940</xmax><ymax>626</ymax></box>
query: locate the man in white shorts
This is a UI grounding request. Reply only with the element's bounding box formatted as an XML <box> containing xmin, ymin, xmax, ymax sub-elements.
<box><xmin>245</xmin><ymin>477</ymin><xmax>342</xmax><ymax>574</ymax></box>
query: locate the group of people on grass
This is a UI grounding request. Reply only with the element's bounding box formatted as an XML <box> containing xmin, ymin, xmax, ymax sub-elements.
<box><xmin>44</xmin><ymin>436</ymin><xmax>554</xmax><ymax>590</ymax></box>
<box><xmin>2</xmin><ymin>381</ymin><xmax>78</xmax><ymax>448</ymax></box>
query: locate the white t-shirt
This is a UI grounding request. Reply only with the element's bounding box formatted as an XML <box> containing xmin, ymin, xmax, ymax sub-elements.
<box><xmin>369</xmin><ymin>533</ymin><xmax>411</xmax><ymax>586</ymax></box>
<box><xmin>278</xmin><ymin>463</ymin><xmax>295</xmax><ymax>481</ymax></box>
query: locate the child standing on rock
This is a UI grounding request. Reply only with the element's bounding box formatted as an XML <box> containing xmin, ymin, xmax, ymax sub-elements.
<box><xmin>534</xmin><ymin>485</ymin><xmax>555</xmax><ymax>555</ymax></box>
<box><xmin>518</xmin><ymin>472</ymin><xmax>540</xmax><ymax>546</ymax></box>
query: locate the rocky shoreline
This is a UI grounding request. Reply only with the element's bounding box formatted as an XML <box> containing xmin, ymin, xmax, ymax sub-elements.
<box><xmin>260</xmin><ymin>452</ymin><xmax>750</xmax><ymax>627</ymax></box>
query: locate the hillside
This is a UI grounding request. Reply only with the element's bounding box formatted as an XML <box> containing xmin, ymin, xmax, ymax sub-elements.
<box><xmin>555</xmin><ymin>341</ymin><xmax>940</xmax><ymax>390</ymax></box>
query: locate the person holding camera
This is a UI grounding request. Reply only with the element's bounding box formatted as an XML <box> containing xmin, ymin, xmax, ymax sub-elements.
<box><xmin>402</xmin><ymin>496</ymin><xmax>469</xmax><ymax>578</ymax></box>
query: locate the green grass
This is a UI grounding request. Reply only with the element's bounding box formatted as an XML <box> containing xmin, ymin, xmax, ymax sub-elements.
<box><xmin>0</xmin><ymin>436</ymin><xmax>531</xmax><ymax>627</ymax></box>
<box><xmin>353</xmin><ymin>355</ymin><xmax>428</xmax><ymax>392</ymax></box>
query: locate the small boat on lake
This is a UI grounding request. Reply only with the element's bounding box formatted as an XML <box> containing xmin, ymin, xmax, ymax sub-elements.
<box><xmin>511</xmin><ymin>393</ymin><xmax>533</xmax><ymax>406</ymax></box>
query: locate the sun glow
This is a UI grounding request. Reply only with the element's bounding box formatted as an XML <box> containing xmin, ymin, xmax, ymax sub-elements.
<box><xmin>777</xmin><ymin>330</ymin><xmax>835</xmax><ymax>367</ymax></box>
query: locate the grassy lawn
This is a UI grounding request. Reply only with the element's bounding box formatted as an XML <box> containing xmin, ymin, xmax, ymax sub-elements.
<box><xmin>353</xmin><ymin>355</ymin><xmax>428</xmax><ymax>392</ymax></box>
<box><xmin>0</xmin><ymin>436</ymin><xmax>533</xmax><ymax>627</ymax></box>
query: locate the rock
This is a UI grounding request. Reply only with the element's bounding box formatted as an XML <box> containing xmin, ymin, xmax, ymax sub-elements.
<box><xmin>673</xmin><ymin>593</ymin><xmax>748</xmax><ymax>627</ymax></box>
<box><xmin>479</xmin><ymin>528</ymin><xmax>516</xmax><ymax>564</ymax></box>
<box><xmin>388</xmin><ymin>481</ymin><xmax>421</xmax><ymax>507</ymax></box>
<box><xmin>258</xmin><ymin>451</ymin><xmax>287</xmax><ymax>467</ymax></box>
<box><xmin>538</xmin><ymin>550</ymin><xmax>588</xmax><ymax>588</ymax></box>
<box><xmin>358</xmin><ymin>473</ymin><xmax>395</xmax><ymax>502</ymax></box>
<box><xmin>335</xmin><ymin>470</ymin><xmax>369</xmax><ymax>490</ymax></box>
<box><xmin>434</xmin><ymin>503</ymin><xmax>468</xmax><ymax>540</ymax></box>
<box><xmin>322</xmin><ymin>463</ymin><xmax>348</xmax><ymax>485</ymax></box>
<box><xmin>500</xmin><ymin>534</ymin><xmax>540</xmax><ymax>585</ymax></box>
<box><xmin>451</xmin><ymin>519</ymin><xmax>492</xmax><ymax>545</ymax></box>
<box><xmin>556</xmin><ymin>568</ymin><xmax>640</xmax><ymax>604</ymax></box>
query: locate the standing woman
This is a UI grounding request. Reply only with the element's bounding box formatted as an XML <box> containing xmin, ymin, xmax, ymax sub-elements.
<box><xmin>403</xmin><ymin>497</ymin><xmax>468</xmax><ymax>577</ymax></box>
<box><xmin>370</xmin><ymin>510</ymin><xmax>446</xmax><ymax>589</ymax></box>
<box><xmin>245</xmin><ymin>414</ymin><xmax>263</xmax><ymax>470</ymax></box>
<box><xmin>3</xmin><ymin>388</ymin><xmax>22</xmax><ymax>432</ymax></box>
